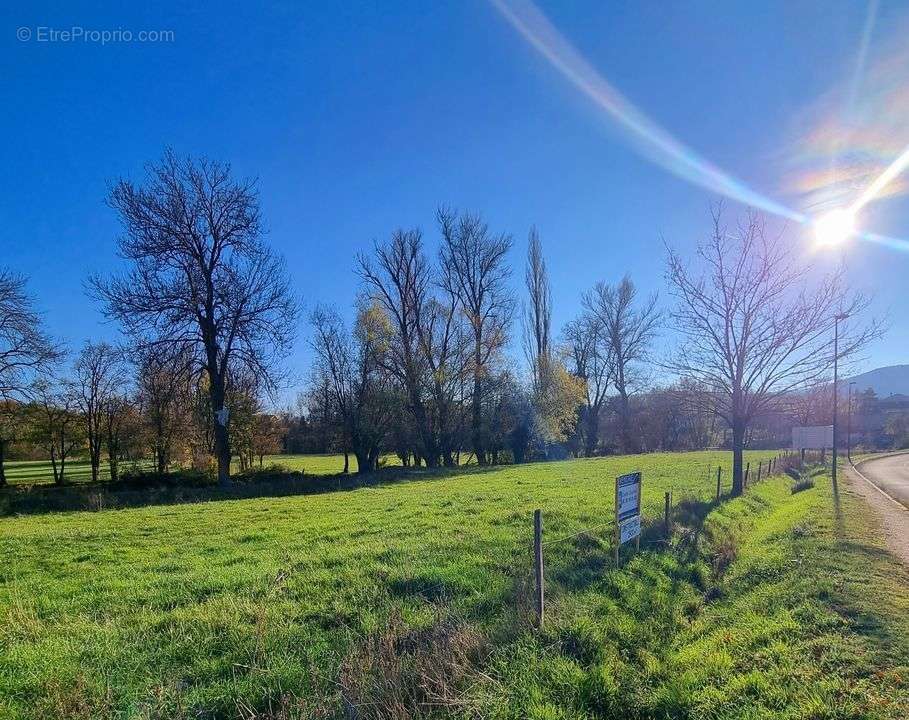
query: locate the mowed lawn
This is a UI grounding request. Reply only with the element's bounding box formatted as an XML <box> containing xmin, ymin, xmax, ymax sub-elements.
<box><xmin>4</xmin><ymin>453</ymin><xmax>399</xmax><ymax>486</ymax></box>
<box><xmin>2</xmin><ymin>450</ymin><xmax>907</xmax><ymax>719</ymax></box>
<box><xmin>2</xmin><ymin>459</ymin><xmax>156</xmax><ymax>486</ymax></box>
<box><xmin>234</xmin><ymin>453</ymin><xmax>406</xmax><ymax>476</ymax></box>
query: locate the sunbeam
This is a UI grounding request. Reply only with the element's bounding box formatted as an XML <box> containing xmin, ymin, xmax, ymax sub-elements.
<box><xmin>491</xmin><ymin>0</ymin><xmax>909</xmax><ymax>253</ymax></box>
<box><xmin>860</xmin><ymin>230</ymin><xmax>909</xmax><ymax>253</ymax></box>
<box><xmin>850</xmin><ymin>142</ymin><xmax>909</xmax><ymax>213</ymax></box>
<box><xmin>489</xmin><ymin>0</ymin><xmax>806</xmax><ymax>223</ymax></box>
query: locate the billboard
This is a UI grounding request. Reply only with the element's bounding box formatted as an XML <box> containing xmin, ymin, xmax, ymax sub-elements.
<box><xmin>792</xmin><ymin>425</ymin><xmax>833</xmax><ymax>450</ymax></box>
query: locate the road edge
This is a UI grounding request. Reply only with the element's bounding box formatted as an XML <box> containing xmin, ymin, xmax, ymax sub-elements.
<box><xmin>849</xmin><ymin>452</ymin><xmax>909</xmax><ymax>512</ymax></box>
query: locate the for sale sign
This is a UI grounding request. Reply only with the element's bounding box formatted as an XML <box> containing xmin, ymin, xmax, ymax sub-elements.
<box><xmin>618</xmin><ymin>514</ymin><xmax>641</xmax><ymax>544</ymax></box>
<box><xmin>615</xmin><ymin>471</ymin><xmax>642</xmax><ymax>546</ymax></box>
<box><xmin>616</xmin><ymin>472</ymin><xmax>641</xmax><ymax>522</ymax></box>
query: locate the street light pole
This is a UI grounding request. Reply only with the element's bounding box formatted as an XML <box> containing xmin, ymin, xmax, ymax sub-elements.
<box><xmin>832</xmin><ymin>312</ymin><xmax>848</xmax><ymax>494</ymax></box>
<box><xmin>847</xmin><ymin>380</ymin><xmax>856</xmax><ymax>463</ymax></box>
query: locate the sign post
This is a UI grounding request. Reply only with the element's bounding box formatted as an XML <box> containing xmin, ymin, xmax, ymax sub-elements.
<box><xmin>614</xmin><ymin>471</ymin><xmax>642</xmax><ymax>566</ymax></box>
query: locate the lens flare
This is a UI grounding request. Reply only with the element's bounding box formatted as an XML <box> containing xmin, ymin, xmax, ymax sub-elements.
<box><xmin>813</xmin><ymin>208</ymin><xmax>856</xmax><ymax>247</ymax></box>
<box><xmin>489</xmin><ymin>0</ymin><xmax>806</xmax><ymax>223</ymax></box>
<box><xmin>490</xmin><ymin>0</ymin><xmax>909</xmax><ymax>253</ymax></box>
<box><xmin>850</xmin><ymin>142</ymin><xmax>909</xmax><ymax>213</ymax></box>
<box><xmin>860</xmin><ymin>231</ymin><xmax>909</xmax><ymax>253</ymax></box>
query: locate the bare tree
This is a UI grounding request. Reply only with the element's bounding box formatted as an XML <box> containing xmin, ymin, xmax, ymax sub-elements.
<box><xmin>30</xmin><ymin>379</ymin><xmax>82</xmax><ymax>485</ymax></box>
<box><xmin>439</xmin><ymin>208</ymin><xmax>514</xmax><ymax>465</ymax></box>
<box><xmin>251</xmin><ymin>413</ymin><xmax>284</xmax><ymax>468</ymax></box>
<box><xmin>309</xmin><ymin>302</ymin><xmax>394</xmax><ymax>474</ymax></box>
<box><xmin>584</xmin><ymin>275</ymin><xmax>658</xmax><ymax>453</ymax></box>
<box><xmin>91</xmin><ymin>150</ymin><xmax>298</xmax><ymax>484</ymax></box>
<box><xmin>522</xmin><ymin>227</ymin><xmax>552</xmax><ymax>396</ymax></box>
<box><xmin>562</xmin><ymin>313</ymin><xmax>614</xmax><ymax>456</ymax></box>
<box><xmin>73</xmin><ymin>342</ymin><xmax>127</xmax><ymax>483</ymax></box>
<box><xmin>666</xmin><ymin>206</ymin><xmax>882</xmax><ymax>495</ymax></box>
<box><xmin>0</xmin><ymin>400</ymin><xmax>23</xmax><ymax>486</ymax></box>
<box><xmin>105</xmin><ymin>392</ymin><xmax>137</xmax><ymax>483</ymax></box>
<box><xmin>0</xmin><ymin>269</ymin><xmax>60</xmax><ymax>484</ymax></box>
<box><xmin>0</xmin><ymin>269</ymin><xmax>60</xmax><ymax>402</ymax></box>
<box><xmin>136</xmin><ymin>347</ymin><xmax>193</xmax><ymax>474</ymax></box>
<box><xmin>358</xmin><ymin>229</ymin><xmax>465</xmax><ymax>467</ymax></box>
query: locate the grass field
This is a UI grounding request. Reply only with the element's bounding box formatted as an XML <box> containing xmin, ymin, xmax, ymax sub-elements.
<box><xmin>233</xmin><ymin>453</ymin><xmax>406</xmax><ymax>477</ymax></box>
<box><xmin>1</xmin><ymin>450</ymin><xmax>907</xmax><ymax>718</ymax></box>
<box><xmin>2</xmin><ymin>458</ymin><xmax>156</xmax><ymax>486</ymax></box>
<box><xmin>3</xmin><ymin>453</ymin><xmax>395</xmax><ymax>486</ymax></box>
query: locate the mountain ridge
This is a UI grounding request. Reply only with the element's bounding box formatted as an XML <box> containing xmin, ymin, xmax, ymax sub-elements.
<box><xmin>847</xmin><ymin>364</ymin><xmax>909</xmax><ymax>398</ymax></box>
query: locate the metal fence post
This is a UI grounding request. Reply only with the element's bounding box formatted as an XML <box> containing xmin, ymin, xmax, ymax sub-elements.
<box><xmin>716</xmin><ymin>466</ymin><xmax>722</xmax><ymax>501</ymax></box>
<box><xmin>664</xmin><ymin>491</ymin><xmax>671</xmax><ymax>538</ymax></box>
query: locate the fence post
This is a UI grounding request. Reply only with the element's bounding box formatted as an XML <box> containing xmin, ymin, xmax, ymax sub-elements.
<box><xmin>614</xmin><ymin>476</ymin><xmax>620</xmax><ymax>567</ymax></box>
<box><xmin>757</xmin><ymin>460</ymin><xmax>762</xmax><ymax>482</ymax></box>
<box><xmin>533</xmin><ymin>509</ymin><xmax>544</xmax><ymax>628</ymax></box>
<box><xmin>716</xmin><ymin>466</ymin><xmax>722</xmax><ymax>501</ymax></box>
<box><xmin>744</xmin><ymin>462</ymin><xmax>750</xmax><ymax>488</ymax></box>
<box><xmin>664</xmin><ymin>491</ymin><xmax>671</xmax><ymax>538</ymax></box>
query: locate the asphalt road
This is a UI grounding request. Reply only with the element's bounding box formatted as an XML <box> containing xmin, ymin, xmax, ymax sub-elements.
<box><xmin>855</xmin><ymin>453</ymin><xmax>909</xmax><ymax>509</ymax></box>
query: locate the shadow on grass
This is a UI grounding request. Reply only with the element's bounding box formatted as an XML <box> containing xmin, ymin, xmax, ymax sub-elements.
<box><xmin>0</xmin><ymin>463</ymin><xmax>523</xmax><ymax>517</ymax></box>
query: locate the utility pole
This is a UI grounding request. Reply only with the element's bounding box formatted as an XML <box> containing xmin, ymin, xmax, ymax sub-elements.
<box><xmin>847</xmin><ymin>381</ymin><xmax>856</xmax><ymax>463</ymax></box>
<box><xmin>832</xmin><ymin>312</ymin><xmax>849</xmax><ymax>494</ymax></box>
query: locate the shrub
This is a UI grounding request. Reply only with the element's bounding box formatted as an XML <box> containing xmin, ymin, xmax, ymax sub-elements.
<box><xmin>791</xmin><ymin>476</ymin><xmax>815</xmax><ymax>494</ymax></box>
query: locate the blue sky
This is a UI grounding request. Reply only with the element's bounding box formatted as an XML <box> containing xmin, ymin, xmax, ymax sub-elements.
<box><xmin>3</xmin><ymin>1</ymin><xmax>908</xmax><ymax>401</ymax></box>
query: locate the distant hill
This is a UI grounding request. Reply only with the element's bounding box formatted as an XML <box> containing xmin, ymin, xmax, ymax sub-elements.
<box><xmin>847</xmin><ymin>364</ymin><xmax>909</xmax><ymax>398</ymax></box>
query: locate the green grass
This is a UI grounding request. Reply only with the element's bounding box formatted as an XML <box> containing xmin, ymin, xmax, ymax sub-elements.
<box><xmin>2</xmin><ymin>458</ymin><xmax>156</xmax><ymax>486</ymax></box>
<box><xmin>1</xmin><ymin>450</ymin><xmax>906</xmax><ymax>718</ymax></box>
<box><xmin>4</xmin><ymin>453</ymin><xmax>397</xmax><ymax>486</ymax></box>
<box><xmin>233</xmin><ymin>453</ymin><xmax>405</xmax><ymax>476</ymax></box>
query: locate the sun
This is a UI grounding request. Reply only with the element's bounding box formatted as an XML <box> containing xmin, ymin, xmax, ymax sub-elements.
<box><xmin>813</xmin><ymin>208</ymin><xmax>856</xmax><ymax>247</ymax></box>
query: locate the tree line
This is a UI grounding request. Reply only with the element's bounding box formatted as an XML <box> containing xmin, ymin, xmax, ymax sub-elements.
<box><xmin>0</xmin><ymin>153</ymin><xmax>882</xmax><ymax>495</ymax></box>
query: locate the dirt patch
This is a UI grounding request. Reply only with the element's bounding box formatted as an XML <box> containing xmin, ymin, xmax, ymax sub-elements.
<box><xmin>843</xmin><ymin>464</ymin><xmax>909</xmax><ymax>567</ymax></box>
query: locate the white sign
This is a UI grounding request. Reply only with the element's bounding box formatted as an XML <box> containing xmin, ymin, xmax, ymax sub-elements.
<box><xmin>792</xmin><ymin>425</ymin><xmax>833</xmax><ymax>450</ymax></box>
<box><xmin>618</xmin><ymin>515</ymin><xmax>641</xmax><ymax>544</ymax></box>
<box><xmin>616</xmin><ymin>472</ymin><xmax>641</xmax><ymax>522</ymax></box>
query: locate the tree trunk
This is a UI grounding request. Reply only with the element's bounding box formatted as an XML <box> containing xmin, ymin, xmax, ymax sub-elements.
<box><xmin>354</xmin><ymin>448</ymin><xmax>370</xmax><ymax>475</ymax></box>
<box><xmin>343</xmin><ymin>449</ymin><xmax>349</xmax><ymax>474</ymax></box>
<box><xmin>584</xmin><ymin>406</ymin><xmax>599</xmax><ymax>457</ymax></box>
<box><xmin>731</xmin><ymin>420</ymin><xmax>745</xmax><ymax>496</ymax></box>
<box><xmin>90</xmin><ymin>444</ymin><xmax>100</xmax><ymax>483</ymax></box>
<box><xmin>471</xmin><ymin>347</ymin><xmax>487</xmax><ymax>465</ymax></box>
<box><xmin>618</xmin><ymin>388</ymin><xmax>635</xmax><ymax>454</ymax></box>
<box><xmin>210</xmin><ymin>375</ymin><xmax>231</xmax><ymax>486</ymax></box>
<box><xmin>51</xmin><ymin>446</ymin><xmax>60</xmax><ymax>485</ymax></box>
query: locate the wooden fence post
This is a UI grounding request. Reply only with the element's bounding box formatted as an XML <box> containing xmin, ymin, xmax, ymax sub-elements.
<box><xmin>533</xmin><ymin>509</ymin><xmax>544</xmax><ymax>627</ymax></box>
<box><xmin>716</xmin><ymin>466</ymin><xmax>722</xmax><ymax>501</ymax></box>
<box><xmin>757</xmin><ymin>460</ymin><xmax>762</xmax><ymax>482</ymax></box>
<box><xmin>744</xmin><ymin>462</ymin><xmax>750</xmax><ymax>488</ymax></box>
<box><xmin>664</xmin><ymin>491</ymin><xmax>671</xmax><ymax>538</ymax></box>
<box><xmin>614</xmin><ymin>477</ymin><xmax>620</xmax><ymax>567</ymax></box>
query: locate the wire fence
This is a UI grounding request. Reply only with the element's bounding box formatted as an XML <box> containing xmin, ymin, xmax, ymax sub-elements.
<box><xmin>333</xmin><ymin>451</ymin><xmax>811</xmax><ymax>630</ymax></box>
<box><xmin>523</xmin><ymin>450</ymin><xmax>804</xmax><ymax>627</ymax></box>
